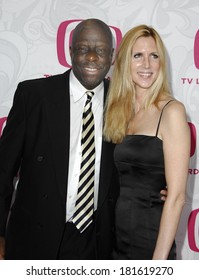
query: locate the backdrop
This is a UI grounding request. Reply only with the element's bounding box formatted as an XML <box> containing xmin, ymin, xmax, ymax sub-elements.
<box><xmin>0</xmin><ymin>0</ymin><xmax>198</xmax><ymax>260</ymax></box>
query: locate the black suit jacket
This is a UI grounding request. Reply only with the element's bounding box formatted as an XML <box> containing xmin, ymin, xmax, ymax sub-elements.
<box><xmin>0</xmin><ymin>69</ymin><xmax>119</xmax><ymax>259</ymax></box>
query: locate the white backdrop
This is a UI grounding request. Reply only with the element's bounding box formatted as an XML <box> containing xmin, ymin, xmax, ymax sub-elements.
<box><xmin>0</xmin><ymin>0</ymin><xmax>199</xmax><ymax>260</ymax></box>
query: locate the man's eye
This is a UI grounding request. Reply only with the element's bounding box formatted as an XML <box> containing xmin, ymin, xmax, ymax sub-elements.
<box><xmin>76</xmin><ymin>47</ymin><xmax>88</xmax><ymax>54</ymax></box>
<box><xmin>96</xmin><ymin>48</ymin><xmax>105</xmax><ymax>55</ymax></box>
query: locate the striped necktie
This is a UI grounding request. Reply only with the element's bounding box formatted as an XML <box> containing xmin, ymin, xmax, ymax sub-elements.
<box><xmin>72</xmin><ymin>91</ymin><xmax>95</xmax><ymax>233</ymax></box>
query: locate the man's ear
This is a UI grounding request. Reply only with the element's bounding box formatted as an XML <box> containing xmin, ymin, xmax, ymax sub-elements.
<box><xmin>69</xmin><ymin>46</ymin><xmax>72</xmax><ymax>57</ymax></box>
<box><xmin>111</xmin><ymin>48</ymin><xmax>114</xmax><ymax>58</ymax></box>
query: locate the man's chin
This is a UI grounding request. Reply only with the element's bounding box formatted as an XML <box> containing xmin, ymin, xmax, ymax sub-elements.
<box><xmin>81</xmin><ymin>77</ymin><xmax>101</xmax><ymax>90</ymax></box>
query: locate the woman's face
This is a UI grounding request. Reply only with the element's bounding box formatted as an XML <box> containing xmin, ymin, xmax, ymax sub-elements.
<box><xmin>131</xmin><ymin>36</ymin><xmax>160</xmax><ymax>93</ymax></box>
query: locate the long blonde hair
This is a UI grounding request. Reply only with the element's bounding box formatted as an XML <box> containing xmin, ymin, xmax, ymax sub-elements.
<box><xmin>103</xmin><ymin>25</ymin><xmax>172</xmax><ymax>143</ymax></box>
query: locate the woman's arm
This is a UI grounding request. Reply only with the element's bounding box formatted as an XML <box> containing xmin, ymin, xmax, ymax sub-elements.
<box><xmin>152</xmin><ymin>101</ymin><xmax>190</xmax><ymax>260</ymax></box>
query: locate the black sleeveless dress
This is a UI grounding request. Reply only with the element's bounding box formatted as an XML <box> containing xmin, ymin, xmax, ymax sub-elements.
<box><xmin>113</xmin><ymin>101</ymin><xmax>176</xmax><ymax>260</ymax></box>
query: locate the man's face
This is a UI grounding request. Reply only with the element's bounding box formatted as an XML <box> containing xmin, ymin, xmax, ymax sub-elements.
<box><xmin>70</xmin><ymin>24</ymin><xmax>113</xmax><ymax>90</ymax></box>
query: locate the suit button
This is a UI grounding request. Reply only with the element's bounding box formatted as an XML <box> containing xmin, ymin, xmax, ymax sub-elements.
<box><xmin>37</xmin><ymin>155</ymin><xmax>44</xmax><ymax>162</ymax></box>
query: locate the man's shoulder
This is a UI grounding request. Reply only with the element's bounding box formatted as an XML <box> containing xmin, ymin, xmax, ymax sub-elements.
<box><xmin>19</xmin><ymin>70</ymin><xmax>70</xmax><ymax>88</ymax></box>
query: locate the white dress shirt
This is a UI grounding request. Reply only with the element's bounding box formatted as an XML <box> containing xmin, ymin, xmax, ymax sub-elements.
<box><xmin>66</xmin><ymin>71</ymin><xmax>104</xmax><ymax>221</ymax></box>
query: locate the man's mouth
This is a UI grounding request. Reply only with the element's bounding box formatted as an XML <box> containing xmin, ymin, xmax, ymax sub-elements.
<box><xmin>84</xmin><ymin>67</ymin><xmax>99</xmax><ymax>72</ymax></box>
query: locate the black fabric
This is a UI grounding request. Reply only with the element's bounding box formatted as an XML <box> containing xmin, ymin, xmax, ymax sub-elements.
<box><xmin>57</xmin><ymin>221</ymin><xmax>96</xmax><ymax>260</ymax></box>
<box><xmin>1</xmin><ymin>71</ymin><xmax>119</xmax><ymax>259</ymax></box>
<box><xmin>113</xmin><ymin>103</ymin><xmax>176</xmax><ymax>260</ymax></box>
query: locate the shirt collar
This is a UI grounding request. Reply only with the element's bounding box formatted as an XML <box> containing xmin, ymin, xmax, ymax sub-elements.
<box><xmin>70</xmin><ymin>70</ymin><xmax>104</xmax><ymax>105</ymax></box>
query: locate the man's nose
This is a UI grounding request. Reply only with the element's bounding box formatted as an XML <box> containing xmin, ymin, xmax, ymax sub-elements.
<box><xmin>85</xmin><ymin>50</ymin><xmax>99</xmax><ymax>61</ymax></box>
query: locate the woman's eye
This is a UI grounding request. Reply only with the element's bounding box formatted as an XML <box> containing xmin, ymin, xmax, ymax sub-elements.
<box><xmin>151</xmin><ymin>53</ymin><xmax>159</xmax><ymax>59</ymax></box>
<box><xmin>133</xmin><ymin>53</ymin><xmax>141</xmax><ymax>58</ymax></box>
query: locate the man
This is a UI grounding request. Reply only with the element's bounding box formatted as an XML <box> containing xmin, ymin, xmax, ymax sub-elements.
<box><xmin>0</xmin><ymin>18</ymin><xmax>166</xmax><ymax>260</ymax></box>
<box><xmin>0</xmin><ymin>18</ymin><xmax>119</xmax><ymax>260</ymax></box>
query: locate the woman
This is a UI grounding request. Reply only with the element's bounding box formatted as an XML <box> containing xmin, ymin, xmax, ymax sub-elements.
<box><xmin>103</xmin><ymin>25</ymin><xmax>190</xmax><ymax>259</ymax></box>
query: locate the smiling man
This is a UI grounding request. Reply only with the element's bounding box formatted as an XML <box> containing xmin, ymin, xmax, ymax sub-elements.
<box><xmin>0</xmin><ymin>19</ymin><xmax>120</xmax><ymax>260</ymax></box>
<box><xmin>70</xmin><ymin>19</ymin><xmax>114</xmax><ymax>90</ymax></box>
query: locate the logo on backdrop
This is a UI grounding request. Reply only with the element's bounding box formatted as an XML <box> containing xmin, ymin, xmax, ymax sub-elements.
<box><xmin>194</xmin><ymin>30</ymin><xmax>199</xmax><ymax>69</ymax></box>
<box><xmin>0</xmin><ymin>117</ymin><xmax>7</xmax><ymax>136</ymax></box>
<box><xmin>182</xmin><ymin>31</ymin><xmax>198</xmax><ymax>161</ymax></box>
<box><xmin>188</xmin><ymin>122</ymin><xmax>198</xmax><ymax>174</ymax></box>
<box><xmin>56</xmin><ymin>19</ymin><xmax>123</xmax><ymax>68</ymax></box>
<box><xmin>181</xmin><ymin>30</ymin><xmax>199</xmax><ymax>84</ymax></box>
<box><xmin>188</xmin><ymin>122</ymin><xmax>196</xmax><ymax>158</ymax></box>
<box><xmin>188</xmin><ymin>208</ymin><xmax>199</xmax><ymax>252</ymax></box>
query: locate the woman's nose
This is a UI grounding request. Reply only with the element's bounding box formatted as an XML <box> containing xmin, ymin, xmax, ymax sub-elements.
<box><xmin>143</xmin><ymin>56</ymin><xmax>150</xmax><ymax>68</ymax></box>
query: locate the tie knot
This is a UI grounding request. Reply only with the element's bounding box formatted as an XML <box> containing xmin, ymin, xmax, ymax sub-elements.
<box><xmin>86</xmin><ymin>91</ymin><xmax>94</xmax><ymax>101</ymax></box>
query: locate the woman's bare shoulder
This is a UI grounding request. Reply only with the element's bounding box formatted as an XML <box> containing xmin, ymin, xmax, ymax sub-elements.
<box><xmin>160</xmin><ymin>98</ymin><xmax>186</xmax><ymax>116</ymax></box>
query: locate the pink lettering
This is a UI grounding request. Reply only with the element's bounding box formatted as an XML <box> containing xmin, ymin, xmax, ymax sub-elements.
<box><xmin>56</xmin><ymin>19</ymin><xmax>123</xmax><ymax>68</ymax></box>
<box><xmin>188</xmin><ymin>122</ymin><xmax>196</xmax><ymax>157</ymax></box>
<box><xmin>194</xmin><ymin>30</ymin><xmax>199</xmax><ymax>69</ymax></box>
<box><xmin>187</xmin><ymin>78</ymin><xmax>193</xmax><ymax>84</ymax></box>
<box><xmin>0</xmin><ymin>117</ymin><xmax>7</xmax><ymax>136</ymax></box>
<box><xmin>57</xmin><ymin>19</ymin><xmax>82</xmax><ymax>68</ymax></box>
<box><xmin>188</xmin><ymin>209</ymin><xmax>199</xmax><ymax>252</ymax></box>
<box><xmin>181</xmin><ymin>78</ymin><xmax>186</xmax><ymax>84</ymax></box>
<box><xmin>189</xmin><ymin>169</ymin><xmax>199</xmax><ymax>175</ymax></box>
<box><xmin>108</xmin><ymin>24</ymin><xmax>123</xmax><ymax>65</ymax></box>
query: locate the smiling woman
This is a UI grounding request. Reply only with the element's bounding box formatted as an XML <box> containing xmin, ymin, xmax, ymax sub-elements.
<box><xmin>103</xmin><ymin>24</ymin><xmax>190</xmax><ymax>260</ymax></box>
<box><xmin>131</xmin><ymin>36</ymin><xmax>160</xmax><ymax>96</ymax></box>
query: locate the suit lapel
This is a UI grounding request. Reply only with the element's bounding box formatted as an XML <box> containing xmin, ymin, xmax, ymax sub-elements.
<box><xmin>97</xmin><ymin>79</ymin><xmax>115</xmax><ymax>209</ymax></box>
<box><xmin>97</xmin><ymin>140</ymin><xmax>115</xmax><ymax>210</ymax></box>
<box><xmin>44</xmin><ymin>70</ymin><xmax>71</xmax><ymax>202</ymax></box>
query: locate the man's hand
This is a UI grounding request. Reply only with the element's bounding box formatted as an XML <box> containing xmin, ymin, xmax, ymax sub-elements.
<box><xmin>160</xmin><ymin>189</ymin><xmax>168</xmax><ymax>201</ymax></box>
<box><xmin>0</xmin><ymin>237</ymin><xmax>5</xmax><ymax>260</ymax></box>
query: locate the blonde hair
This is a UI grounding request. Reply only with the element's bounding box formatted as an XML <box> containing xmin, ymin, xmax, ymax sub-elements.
<box><xmin>103</xmin><ymin>24</ymin><xmax>172</xmax><ymax>143</ymax></box>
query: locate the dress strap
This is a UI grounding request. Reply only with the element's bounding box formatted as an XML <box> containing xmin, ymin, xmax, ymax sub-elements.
<box><xmin>155</xmin><ymin>100</ymin><xmax>174</xmax><ymax>137</ymax></box>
